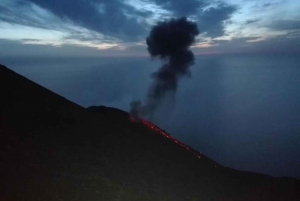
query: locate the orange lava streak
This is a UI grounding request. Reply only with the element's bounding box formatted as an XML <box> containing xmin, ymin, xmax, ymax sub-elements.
<box><xmin>129</xmin><ymin>116</ymin><xmax>203</xmax><ymax>160</ymax></box>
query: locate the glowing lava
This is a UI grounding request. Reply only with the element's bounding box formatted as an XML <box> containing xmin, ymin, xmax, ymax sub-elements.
<box><xmin>129</xmin><ymin>116</ymin><xmax>203</xmax><ymax>160</ymax></box>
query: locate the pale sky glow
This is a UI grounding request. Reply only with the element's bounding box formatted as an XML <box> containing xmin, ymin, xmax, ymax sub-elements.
<box><xmin>0</xmin><ymin>0</ymin><xmax>299</xmax><ymax>56</ymax></box>
<box><xmin>125</xmin><ymin>0</ymin><xmax>172</xmax><ymax>23</ymax></box>
<box><xmin>0</xmin><ymin>23</ymin><xmax>66</xmax><ymax>42</ymax></box>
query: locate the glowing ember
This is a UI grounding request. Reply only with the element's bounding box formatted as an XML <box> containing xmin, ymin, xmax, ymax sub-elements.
<box><xmin>129</xmin><ymin>116</ymin><xmax>203</xmax><ymax>160</ymax></box>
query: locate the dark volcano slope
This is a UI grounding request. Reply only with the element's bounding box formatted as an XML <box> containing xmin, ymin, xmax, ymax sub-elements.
<box><xmin>0</xmin><ymin>64</ymin><xmax>299</xmax><ymax>201</ymax></box>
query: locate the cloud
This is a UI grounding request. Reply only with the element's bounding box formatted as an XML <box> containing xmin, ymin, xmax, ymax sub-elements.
<box><xmin>0</xmin><ymin>38</ymin><xmax>93</xmax><ymax>57</ymax></box>
<box><xmin>248</xmin><ymin>32</ymin><xmax>300</xmax><ymax>54</ymax></box>
<box><xmin>0</xmin><ymin>0</ymin><xmax>239</xmax><ymax>43</ymax></box>
<box><xmin>263</xmin><ymin>3</ymin><xmax>272</xmax><ymax>7</ymax></box>
<box><xmin>0</xmin><ymin>0</ymin><xmax>151</xmax><ymax>42</ymax></box>
<box><xmin>150</xmin><ymin>0</ymin><xmax>238</xmax><ymax>38</ymax></box>
<box><xmin>198</xmin><ymin>32</ymin><xmax>300</xmax><ymax>55</ymax></box>
<box><xmin>151</xmin><ymin>0</ymin><xmax>206</xmax><ymax>16</ymax></box>
<box><xmin>212</xmin><ymin>36</ymin><xmax>261</xmax><ymax>45</ymax></box>
<box><xmin>0</xmin><ymin>38</ymin><xmax>146</xmax><ymax>58</ymax></box>
<box><xmin>30</xmin><ymin>0</ymin><xmax>152</xmax><ymax>41</ymax></box>
<box><xmin>0</xmin><ymin>2</ymin><xmax>61</xmax><ymax>31</ymax></box>
<box><xmin>269</xmin><ymin>20</ymin><xmax>300</xmax><ymax>31</ymax></box>
<box><xmin>262</xmin><ymin>2</ymin><xmax>280</xmax><ymax>8</ymax></box>
<box><xmin>197</xmin><ymin>3</ymin><xmax>238</xmax><ymax>38</ymax></box>
<box><xmin>245</xmin><ymin>19</ymin><xmax>260</xmax><ymax>25</ymax></box>
<box><xmin>62</xmin><ymin>29</ymin><xmax>119</xmax><ymax>45</ymax></box>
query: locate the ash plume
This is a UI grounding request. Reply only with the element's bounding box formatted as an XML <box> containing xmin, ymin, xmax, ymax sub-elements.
<box><xmin>130</xmin><ymin>17</ymin><xmax>199</xmax><ymax>118</ymax></box>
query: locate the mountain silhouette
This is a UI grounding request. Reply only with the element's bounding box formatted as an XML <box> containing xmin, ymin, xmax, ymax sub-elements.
<box><xmin>0</xmin><ymin>64</ymin><xmax>299</xmax><ymax>200</ymax></box>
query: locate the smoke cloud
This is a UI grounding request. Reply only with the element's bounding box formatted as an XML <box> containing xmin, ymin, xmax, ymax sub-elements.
<box><xmin>130</xmin><ymin>17</ymin><xmax>199</xmax><ymax>118</ymax></box>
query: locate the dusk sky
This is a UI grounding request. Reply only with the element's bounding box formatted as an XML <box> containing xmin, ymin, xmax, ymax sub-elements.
<box><xmin>1</xmin><ymin>0</ymin><xmax>300</xmax><ymax>57</ymax></box>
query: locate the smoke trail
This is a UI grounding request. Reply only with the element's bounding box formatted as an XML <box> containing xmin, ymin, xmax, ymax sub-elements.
<box><xmin>130</xmin><ymin>17</ymin><xmax>199</xmax><ymax>118</ymax></box>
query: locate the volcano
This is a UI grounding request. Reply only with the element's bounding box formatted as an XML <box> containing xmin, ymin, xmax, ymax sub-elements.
<box><xmin>0</xmin><ymin>64</ymin><xmax>299</xmax><ymax>201</ymax></box>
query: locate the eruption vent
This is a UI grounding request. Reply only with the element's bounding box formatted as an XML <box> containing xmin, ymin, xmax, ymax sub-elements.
<box><xmin>130</xmin><ymin>17</ymin><xmax>199</xmax><ymax>118</ymax></box>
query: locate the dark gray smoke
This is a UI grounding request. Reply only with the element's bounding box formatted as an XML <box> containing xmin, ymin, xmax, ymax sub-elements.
<box><xmin>130</xmin><ymin>17</ymin><xmax>199</xmax><ymax>118</ymax></box>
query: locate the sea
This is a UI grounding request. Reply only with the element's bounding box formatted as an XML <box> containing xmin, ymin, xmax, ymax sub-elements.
<box><xmin>2</xmin><ymin>54</ymin><xmax>300</xmax><ymax>179</ymax></box>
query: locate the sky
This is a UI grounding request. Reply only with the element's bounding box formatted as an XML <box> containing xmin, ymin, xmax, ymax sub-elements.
<box><xmin>0</xmin><ymin>0</ymin><xmax>300</xmax><ymax>57</ymax></box>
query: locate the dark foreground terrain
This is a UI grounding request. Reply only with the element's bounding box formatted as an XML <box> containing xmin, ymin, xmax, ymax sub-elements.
<box><xmin>1</xmin><ymin>64</ymin><xmax>299</xmax><ymax>200</ymax></box>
